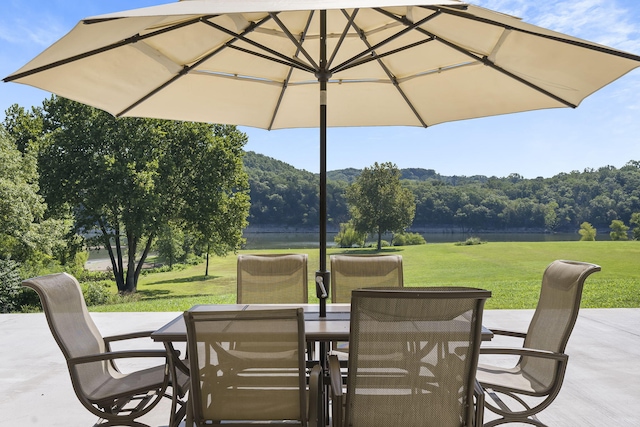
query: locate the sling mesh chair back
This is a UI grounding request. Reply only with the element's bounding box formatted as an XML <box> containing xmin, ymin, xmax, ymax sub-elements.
<box><xmin>476</xmin><ymin>260</ymin><xmax>601</xmax><ymax>427</ymax></box>
<box><xmin>330</xmin><ymin>254</ymin><xmax>403</xmax><ymax>303</ymax></box>
<box><xmin>329</xmin><ymin>287</ymin><xmax>491</xmax><ymax>427</ymax></box>
<box><xmin>183</xmin><ymin>308</ymin><xmax>321</xmax><ymax>427</ymax></box>
<box><xmin>237</xmin><ymin>254</ymin><xmax>308</xmax><ymax>303</ymax></box>
<box><xmin>330</xmin><ymin>254</ymin><xmax>403</xmax><ymax>361</ymax></box>
<box><xmin>22</xmin><ymin>273</ymin><xmax>173</xmax><ymax>427</ymax></box>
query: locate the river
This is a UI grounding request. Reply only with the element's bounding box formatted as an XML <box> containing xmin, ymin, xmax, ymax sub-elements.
<box><xmin>242</xmin><ymin>231</ymin><xmax>599</xmax><ymax>250</ymax></box>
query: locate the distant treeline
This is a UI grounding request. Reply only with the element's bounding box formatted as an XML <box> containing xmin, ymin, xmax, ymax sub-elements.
<box><xmin>243</xmin><ymin>151</ymin><xmax>640</xmax><ymax>233</ymax></box>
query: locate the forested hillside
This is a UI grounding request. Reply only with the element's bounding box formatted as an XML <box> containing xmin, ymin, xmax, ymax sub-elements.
<box><xmin>243</xmin><ymin>151</ymin><xmax>640</xmax><ymax>233</ymax></box>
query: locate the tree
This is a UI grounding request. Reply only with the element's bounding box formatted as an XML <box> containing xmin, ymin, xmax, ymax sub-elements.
<box><xmin>630</xmin><ymin>213</ymin><xmax>640</xmax><ymax>240</ymax></box>
<box><xmin>0</xmin><ymin>258</ymin><xmax>21</xmax><ymax>313</ymax></box>
<box><xmin>155</xmin><ymin>223</ymin><xmax>185</xmax><ymax>268</ymax></box>
<box><xmin>578</xmin><ymin>222</ymin><xmax>597</xmax><ymax>241</ymax></box>
<box><xmin>544</xmin><ymin>201</ymin><xmax>560</xmax><ymax>231</ymax></box>
<box><xmin>0</xmin><ymin>125</ymin><xmax>74</xmax><ymax>268</ymax></box>
<box><xmin>2</xmin><ymin>104</ymin><xmax>43</xmax><ymax>153</ymax></box>
<box><xmin>334</xmin><ymin>221</ymin><xmax>366</xmax><ymax>248</ymax></box>
<box><xmin>39</xmin><ymin>97</ymin><xmax>249</xmax><ymax>292</ymax></box>
<box><xmin>609</xmin><ymin>219</ymin><xmax>629</xmax><ymax>241</ymax></box>
<box><xmin>346</xmin><ymin>162</ymin><xmax>416</xmax><ymax>250</ymax></box>
<box><xmin>0</xmin><ymin>126</ymin><xmax>44</xmax><ymax>258</ymax></box>
<box><xmin>3</xmin><ymin>106</ymin><xmax>83</xmax><ymax>272</ymax></box>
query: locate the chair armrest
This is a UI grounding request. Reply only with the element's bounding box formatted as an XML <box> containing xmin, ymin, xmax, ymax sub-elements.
<box><xmin>328</xmin><ymin>355</ymin><xmax>343</xmax><ymax>397</ymax></box>
<box><xmin>308</xmin><ymin>364</ymin><xmax>322</xmax><ymax>427</ymax></box>
<box><xmin>103</xmin><ymin>330</ymin><xmax>155</xmax><ymax>343</ymax></box>
<box><xmin>489</xmin><ymin>329</ymin><xmax>527</xmax><ymax>339</ymax></box>
<box><xmin>68</xmin><ymin>349</ymin><xmax>169</xmax><ymax>366</ymax></box>
<box><xmin>328</xmin><ymin>355</ymin><xmax>344</xmax><ymax>427</ymax></box>
<box><xmin>480</xmin><ymin>347</ymin><xmax>568</xmax><ymax>362</ymax></box>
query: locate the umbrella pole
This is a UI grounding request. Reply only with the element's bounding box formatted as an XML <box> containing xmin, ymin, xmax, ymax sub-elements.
<box><xmin>315</xmin><ymin>10</ymin><xmax>330</xmax><ymax>318</ymax></box>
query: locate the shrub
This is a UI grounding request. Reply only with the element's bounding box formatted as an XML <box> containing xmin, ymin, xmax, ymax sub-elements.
<box><xmin>0</xmin><ymin>258</ymin><xmax>21</xmax><ymax>313</ymax></box>
<box><xmin>393</xmin><ymin>232</ymin><xmax>426</xmax><ymax>246</ymax></box>
<box><xmin>140</xmin><ymin>263</ymin><xmax>188</xmax><ymax>276</ymax></box>
<box><xmin>455</xmin><ymin>237</ymin><xmax>485</xmax><ymax>246</ymax></box>
<box><xmin>334</xmin><ymin>222</ymin><xmax>366</xmax><ymax>248</ymax></box>
<box><xmin>579</xmin><ymin>222</ymin><xmax>597</xmax><ymax>241</ymax></box>
<box><xmin>77</xmin><ymin>269</ymin><xmax>114</xmax><ymax>282</ymax></box>
<box><xmin>610</xmin><ymin>220</ymin><xmax>629</xmax><ymax>241</ymax></box>
<box><xmin>82</xmin><ymin>280</ymin><xmax>115</xmax><ymax>306</ymax></box>
<box><xmin>367</xmin><ymin>240</ymin><xmax>390</xmax><ymax>248</ymax></box>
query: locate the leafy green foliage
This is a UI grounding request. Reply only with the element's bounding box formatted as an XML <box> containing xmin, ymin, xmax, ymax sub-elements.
<box><xmin>0</xmin><ymin>123</ymin><xmax>76</xmax><ymax>270</ymax></box>
<box><xmin>0</xmin><ymin>126</ymin><xmax>44</xmax><ymax>254</ymax></box>
<box><xmin>155</xmin><ymin>223</ymin><xmax>185</xmax><ymax>268</ymax></box>
<box><xmin>579</xmin><ymin>222</ymin><xmax>597</xmax><ymax>241</ymax></box>
<box><xmin>0</xmin><ymin>258</ymin><xmax>21</xmax><ymax>313</ymax></box>
<box><xmin>38</xmin><ymin>97</ymin><xmax>249</xmax><ymax>292</ymax></box>
<box><xmin>334</xmin><ymin>221</ymin><xmax>366</xmax><ymax>248</ymax></box>
<box><xmin>244</xmin><ymin>157</ymin><xmax>640</xmax><ymax>235</ymax></box>
<box><xmin>630</xmin><ymin>213</ymin><xmax>640</xmax><ymax>240</ymax></box>
<box><xmin>609</xmin><ymin>219</ymin><xmax>629</xmax><ymax>241</ymax></box>
<box><xmin>82</xmin><ymin>281</ymin><xmax>115</xmax><ymax>306</ymax></box>
<box><xmin>347</xmin><ymin>162</ymin><xmax>416</xmax><ymax>250</ymax></box>
<box><xmin>392</xmin><ymin>232</ymin><xmax>426</xmax><ymax>246</ymax></box>
<box><xmin>454</xmin><ymin>237</ymin><xmax>486</xmax><ymax>246</ymax></box>
<box><xmin>243</xmin><ymin>152</ymin><xmax>349</xmax><ymax>228</ymax></box>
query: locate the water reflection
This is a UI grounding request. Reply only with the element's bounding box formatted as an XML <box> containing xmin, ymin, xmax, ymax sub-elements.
<box><xmin>242</xmin><ymin>231</ymin><xmax>595</xmax><ymax>250</ymax></box>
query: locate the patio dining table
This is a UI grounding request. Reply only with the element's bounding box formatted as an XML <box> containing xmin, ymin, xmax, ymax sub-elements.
<box><xmin>151</xmin><ymin>303</ymin><xmax>493</xmax><ymax>426</ymax></box>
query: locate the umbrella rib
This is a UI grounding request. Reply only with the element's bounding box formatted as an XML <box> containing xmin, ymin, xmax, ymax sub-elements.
<box><xmin>424</xmin><ymin>5</ymin><xmax>640</xmax><ymax>63</ymax></box>
<box><xmin>269</xmin><ymin>13</ymin><xmax>319</xmax><ymax>71</ymax></box>
<box><xmin>380</xmin><ymin>8</ymin><xmax>579</xmax><ymax>108</ymax></box>
<box><xmin>201</xmin><ymin>17</ymin><xmax>316</xmax><ymax>74</ymax></box>
<box><xmin>330</xmin><ymin>9</ymin><xmax>442</xmax><ymax>75</ymax></box>
<box><xmin>413</xmin><ymin>25</ymin><xmax>579</xmax><ymax>108</ymax></box>
<box><xmin>268</xmin><ymin>12</ymin><xmax>315</xmax><ymax>130</ymax></box>
<box><xmin>336</xmin><ymin>9</ymin><xmax>429</xmax><ymax>127</ymax></box>
<box><xmin>3</xmin><ymin>16</ymin><xmax>207</xmax><ymax>82</ymax></box>
<box><xmin>116</xmin><ymin>15</ymin><xmax>280</xmax><ymax>117</ymax></box>
<box><xmin>333</xmin><ymin>38</ymin><xmax>435</xmax><ymax>73</ymax></box>
<box><xmin>326</xmin><ymin>9</ymin><xmax>360</xmax><ymax>70</ymax></box>
<box><xmin>224</xmin><ymin>45</ymin><xmax>312</xmax><ymax>73</ymax></box>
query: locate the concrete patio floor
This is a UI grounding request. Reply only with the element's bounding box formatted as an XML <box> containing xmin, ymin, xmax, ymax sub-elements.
<box><xmin>1</xmin><ymin>308</ymin><xmax>639</xmax><ymax>426</ymax></box>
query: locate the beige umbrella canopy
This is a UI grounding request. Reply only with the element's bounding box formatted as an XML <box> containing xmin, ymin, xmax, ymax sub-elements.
<box><xmin>6</xmin><ymin>0</ymin><xmax>640</xmax><ymax>127</ymax></box>
<box><xmin>6</xmin><ymin>0</ymin><xmax>640</xmax><ymax>311</ymax></box>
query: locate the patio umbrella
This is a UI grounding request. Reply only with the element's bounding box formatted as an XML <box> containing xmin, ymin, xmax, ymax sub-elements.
<box><xmin>5</xmin><ymin>0</ymin><xmax>640</xmax><ymax>315</ymax></box>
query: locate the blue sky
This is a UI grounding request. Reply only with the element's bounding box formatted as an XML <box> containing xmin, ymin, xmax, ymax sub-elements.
<box><xmin>2</xmin><ymin>0</ymin><xmax>640</xmax><ymax>178</ymax></box>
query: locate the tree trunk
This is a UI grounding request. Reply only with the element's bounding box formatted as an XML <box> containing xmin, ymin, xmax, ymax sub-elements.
<box><xmin>100</xmin><ymin>220</ymin><xmax>125</xmax><ymax>291</ymax></box>
<box><xmin>124</xmin><ymin>231</ymin><xmax>137</xmax><ymax>293</ymax></box>
<box><xmin>205</xmin><ymin>244</ymin><xmax>210</xmax><ymax>277</ymax></box>
<box><xmin>377</xmin><ymin>229</ymin><xmax>382</xmax><ymax>251</ymax></box>
<box><xmin>133</xmin><ymin>234</ymin><xmax>155</xmax><ymax>289</ymax></box>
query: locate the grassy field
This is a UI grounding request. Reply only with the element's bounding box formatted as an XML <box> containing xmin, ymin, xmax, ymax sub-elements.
<box><xmin>90</xmin><ymin>241</ymin><xmax>640</xmax><ymax>312</ymax></box>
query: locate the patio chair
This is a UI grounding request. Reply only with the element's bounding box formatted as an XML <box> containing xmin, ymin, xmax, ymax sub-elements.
<box><xmin>237</xmin><ymin>253</ymin><xmax>308</xmax><ymax>303</ymax></box>
<box><xmin>329</xmin><ymin>287</ymin><xmax>490</xmax><ymax>427</ymax></box>
<box><xmin>476</xmin><ymin>260</ymin><xmax>601</xmax><ymax>427</ymax></box>
<box><xmin>329</xmin><ymin>254</ymin><xmax>403</xmax><ymax>364</ymax></box>
<box><xmin>329</xmin><ymin>254</ymin><xmax>403</xmax><ymax>303</ymax></box>
<box><xmin>22</xmin><ymin>272</ymin><xmax>188</xmax><ymax>427</ymax></box>
<box><xmin>183</xmin><ymin>307</ymin><xmax>322</xmax><ymax>427</ymax></box>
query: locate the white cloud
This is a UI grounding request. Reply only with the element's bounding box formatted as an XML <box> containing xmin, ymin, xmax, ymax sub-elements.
<box><xmin>471</xmin><ymin>0</ymin><xmax>640</xmax><ymax>52</ymax></box>
<box><xmin>0</xmin><ymin>13</ymin><xmax>68</xmax><ymax>48</ymax></box>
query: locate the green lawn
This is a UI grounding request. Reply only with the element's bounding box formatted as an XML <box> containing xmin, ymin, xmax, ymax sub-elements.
<box><xmin>91</xmin><ymin>241</ymin><xmax>640</xmax><ymax>312</ymax></box>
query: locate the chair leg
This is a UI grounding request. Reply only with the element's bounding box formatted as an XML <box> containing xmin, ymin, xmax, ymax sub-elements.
<box><xmin>93</xmin><ymin>418</ymin><xmax>150</xmax><ymax>427</ymax></box>
<box><xmin>484</xmin><ymin>417</ymin><xmax>547</xmax><ymax>427</ymax></box>
<box><xmin>483</xmin><ymin>389</ymin><xmax>548</xmax><ymax>427</ymax></box>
